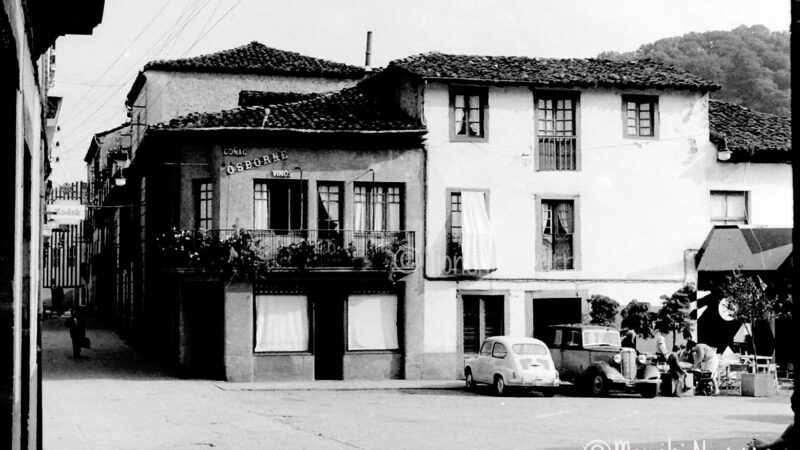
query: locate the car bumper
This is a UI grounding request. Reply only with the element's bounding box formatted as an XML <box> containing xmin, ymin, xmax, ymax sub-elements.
<box><xmin>506</xmin><ymin>379</ymin><xmax>560</xmax><ymax>388</ymax></box>
<box><xmin>613</xmin><ymin>379</ymin><xmax>660</xmax><ymax>389</ymax></box>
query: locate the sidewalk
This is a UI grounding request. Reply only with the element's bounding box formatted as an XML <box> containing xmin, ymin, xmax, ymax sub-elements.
<box><xmin>217</xmin><ymin>379</ymin><xmax>464</xmax><ymax>391</ymax></box>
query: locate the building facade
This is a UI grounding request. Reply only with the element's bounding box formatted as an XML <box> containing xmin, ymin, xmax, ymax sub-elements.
<box><xmin>131</xmin><ymin>83</ymin><xmax>425</xmax><ymax>381</ymax></box>
<box><xmin>86</xmin><ymin>46</ymin><xmax>792</xmax><ymax>383</ymax></box>
<box><xmin>2</xmin><ymin>1</ymin><xmax>104</xmax><ymax>447</ymax></box>
<box><xmin>378</xmin><ymin>53</ymin><xmax>792</xmax><ymax>378</ymax></box>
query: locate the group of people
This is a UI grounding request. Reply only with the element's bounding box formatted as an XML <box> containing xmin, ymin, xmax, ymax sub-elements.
<box><xmin>618</xmin><ymin>331</ymin><xmax>721</xmax><ymax>396</ymax></box>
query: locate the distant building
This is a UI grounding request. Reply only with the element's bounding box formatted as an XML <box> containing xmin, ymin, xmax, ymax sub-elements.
<box><xmin>2</xmin><ymin>0</ymin><xmax>104</xmax><ymax>446</ymax></box>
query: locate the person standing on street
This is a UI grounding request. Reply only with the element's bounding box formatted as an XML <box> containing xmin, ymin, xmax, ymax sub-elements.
<box><xmin>65</xmin><ymin>308</ymin><xmax>86</xmax><ymax>359</ymax></box>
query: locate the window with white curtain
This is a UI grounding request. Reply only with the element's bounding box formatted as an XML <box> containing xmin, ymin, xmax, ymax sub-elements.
<box><xmin>347</xmin><ymin>294</ymin><xmax>399</xmax><ymax>350</ymax></box>
<box><xmin>541</xmin><ymin>200</ymin><xmax>574</xmax><ymax>270</ymax></box>
<box><xmin>254</xmin><ymin>295</ymin><xmax>309</xmax><ymax>352</ymax></box>
<box><xmin>353</xmin><ymin>184</ymin><xmax>402</xmax><ymax>231</ymax></box>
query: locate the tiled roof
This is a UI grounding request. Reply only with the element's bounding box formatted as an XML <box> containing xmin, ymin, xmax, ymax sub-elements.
<box><xmin>709</xmin><ymin>100</ymin><xmax>791</xmax><ymax>163</ymax></box>
<box><xmin>153</xmin><ymin>84</ymin><xmax>424</xmax><ymax>133</ymax></box>
<box><xmin>143</xmin><ymin>42</ymin><xmax>365</xmax><ymax>78</ymax></box>
<box><xmin>238</xmin><ymin>90</ymin><xmax>320</xmax><ymax>107</ymax></box>
<box><xmin>389</xmin><ymin>52</ymin><xmax>720</xmax><ymax>91</ymax></box>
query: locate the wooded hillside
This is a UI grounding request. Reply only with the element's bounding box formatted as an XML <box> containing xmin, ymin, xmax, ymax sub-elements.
<box><xmin>599</xmin><ymin>25</ymin><xmax>790</xmax><ymax>116</ymax></box>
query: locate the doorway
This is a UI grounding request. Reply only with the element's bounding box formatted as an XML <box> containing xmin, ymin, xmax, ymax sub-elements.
<box><xmin>532</xmin><ymin>297</ymin><xmax>582</xmax><ymax>340</ymax></box>
<box><xmin>181</xmin><ymin>281</ymin><xmax>225</xmax><ymax>379</ymax></box>
<box><xmin>314</xmin><ymin>294</ymin><xmax>344</xmax><ymax>380</ymax></box>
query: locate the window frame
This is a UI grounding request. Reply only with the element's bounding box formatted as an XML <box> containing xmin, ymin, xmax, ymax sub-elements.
<box><xmin>253</xmin><ymin>179</ymin><xmax>304</xmax><ymax>230</ymax></box>
<box><xmin>253</xmin><ymin>294</ymin><xmax>312</xmax><ymax>354</ymax></box>
<box><xmin>445</xmin><ymin>188</ymin><xmax>490</xmax><ymax>275</ymax></box>
<box><xmin>317</xmin><ymin>181</ymin><xmax>344</xmax><ymax>231</ymax></box>
<box><xmin>710</xmin><ymin>190</ymin><xmax>749</xmax><ymax>225</ymax></box>
<box><xmin>449</xmin><ymin>86</ymin><xmax>489</xmax><ymax>142</ymax></box>
<box><xmin>353</xmin><ymin>182</ymin><xmax>405</xmax><ymax>232</ymax></box>
<box><xmin>491</xmin><ymin>342</ymin><xmax>508</xmax><ymax>359</ymax></box>
<box><xmin>621</xmin><ymin>94</ymin><xmax>659</xmax><ymax>140</ymax></box>
<box><xmin>193</xmin><ymin>179</ymin><xmax>213</xmax><ymax>230</ymax></box>
<box><xmin>533</xmin><ymin>90</ymin><xmax>581</xmax><ymax>171</ymax></box>
<box><xmin>535</xmin><ymin>195</ymin><xmax>581</xmax><ymax>271</ymax></box>
<box><xmin>345</xmin><ymin>294</ymin><xmax>400</xmax><ymax>352</ymax></box>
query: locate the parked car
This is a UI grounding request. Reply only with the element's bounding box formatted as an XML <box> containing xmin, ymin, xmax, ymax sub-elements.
<box><xmin>464</xmin><ymin>336</ymin><xmax>560</xmax><ymax>396</ymax></box>
<box><xmin>544</xmin><ymin>324</ymin><xmax>661</xmax><ymax>398</ymax></box>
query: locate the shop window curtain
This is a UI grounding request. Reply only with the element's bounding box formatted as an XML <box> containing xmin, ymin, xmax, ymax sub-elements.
<box><xmin>461</xmin><ymin>191</ymin><xmax>497</xmax><ymax>271</ymax></box>
<box><xmin>254</xmin><ymin>295</ymin><xmax>309</xmax><ymax>352</ymax></box>
<box><xmin>347</xmin><ymin>295</ymin><xmax>398</xmax><ymax>350</ymax></box>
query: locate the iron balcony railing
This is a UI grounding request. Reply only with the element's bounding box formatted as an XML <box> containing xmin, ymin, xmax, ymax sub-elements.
<box><xmin>160</xmin><ymin>229</ymin><xmax>416</xmax><ymax>273</ymax></box>
<box><xmin>538</xmin><ymin>136</ymin><xmax>577</xmax><ymax>170</ymax></box>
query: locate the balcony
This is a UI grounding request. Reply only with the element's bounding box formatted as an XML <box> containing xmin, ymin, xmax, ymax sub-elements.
<box><xmin>158</xmin><ymin>229</ymin><xmax>416</xmax><ymax>276</ymax></box>
<box><xmin>538</xmin><ymin>136</ymin><xmax>577</xmax><ymax>171</ymax></box>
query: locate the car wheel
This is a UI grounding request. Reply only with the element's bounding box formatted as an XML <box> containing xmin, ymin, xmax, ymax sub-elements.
<box><xmin>465</xmin><ymin>369</ymin><xmax>477</xmax><ymax>391</ymax></box>
<box><xmin>493</xmin><ymin>375</ymin><xmax>506</xmax><ymax>396</ymax></box>
<box><xmin>539</xmin><ymin>388</ymin><xmax>557</xmax><ymax>397</ymax></box>
<box><xmin>638</xmin><ymin>384</ymin><xmax>658</xmax><ymax>398</ymax></box>
<box><xmin>584</xmin><ymin>370</ymin><xmax>609</xmax><ymax>397</ymax></box>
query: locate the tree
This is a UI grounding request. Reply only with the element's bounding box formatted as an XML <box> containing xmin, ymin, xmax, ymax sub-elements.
<box><xmin>598</xmin><ymin>25</ymin><xmax>790</xmax><ymax>116</ymax></box>
<box><xmin>718</xmin><ymin>270</ymin><xmax>793</xmax><ymax>358</ymax></box>
<box><xmin>586</xmin><ymin>295</ymin><xmax>619</xmax><ymax>327</ymax></box>
<box><xmin>620</xmin><ymin>300</ymin><xmax>656</xmax><ymax>339</ymax></box>
<box><xmin>655</xmin><ymin>285</ymin><xmax>695</xmax><ymax>345</ymax></box>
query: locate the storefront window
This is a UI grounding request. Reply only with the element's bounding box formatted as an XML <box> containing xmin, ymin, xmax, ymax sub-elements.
<box><xmin>254</xmin><ymin>295</ymin><xmax>309</xmax><ymax>352</ymax></box>
<box><xmin>347</xmin><ymin>294</ymin><xmax>399</xmax><ymax>350</ymax></box>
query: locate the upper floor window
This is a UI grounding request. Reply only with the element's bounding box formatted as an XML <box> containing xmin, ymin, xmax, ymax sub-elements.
<box><xmin>535</xmin><ymin>93</ymin><xmax>578</xmax><ymax>170</ymax></box>
<box><xmin>194</xmin><ymin>179</ymin><xmax>212</xmax><ymax>229</ymax></box>
<box><xmin>540</xmin><ymin>200</ymin><xmax>575</xmax><ymax>270</ymax></box>
<box><xmin>622</xmin><ymin>95</ymin><xmax>658</xmax><ymax>138</ymax></box>
<box><xmin>317</xmin><ymin>183</ymin><xmax>342</xmax><ymax>231</ymax></box>
<box><xmin>446</xmin><ymin>190</ymin><xmax>496</xmax><ymax>274</ymax></box>
<box><xmin>710</xmin><ymin>191</ymin><xmax>748</xmax><ymax>225</ymax></box>
<box><xmin>254</xmin><ymin>180</ymin><xmax>302</xmax><ymax>230</ymax></box>
<box><xmin>354</xmin><ymin>184</ymin><xmax>402</xmax><ymax>231</ymax></box>
<box><xmin>450</xmin><ymin>88</ymin><xmax>488</xmax><ymax>141</ymax></box>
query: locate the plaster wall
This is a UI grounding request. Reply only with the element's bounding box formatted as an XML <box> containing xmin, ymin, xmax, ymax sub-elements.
<box><xmin>136</xmin><ymin>71</ymin><xmax>360</xmax><ymax>126</ymax></box>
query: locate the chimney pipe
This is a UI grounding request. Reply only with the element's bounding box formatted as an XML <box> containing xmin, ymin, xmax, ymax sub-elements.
<box><xmin>365</xmin><ymin>31</ymin><xmax>372</xmax><ymax>72</ymax></box>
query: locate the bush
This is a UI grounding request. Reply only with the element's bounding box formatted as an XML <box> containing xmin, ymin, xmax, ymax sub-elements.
<box><xmin>586</xmin><ymin>295</ymin><xmax>619</xmax><ymax>326</ymax></box>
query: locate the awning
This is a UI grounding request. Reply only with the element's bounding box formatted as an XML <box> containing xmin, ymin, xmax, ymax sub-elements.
<box><xmin>697</xmin><ymin>226</ymin><xmax>792</xmax><ymax>272</ymax></box>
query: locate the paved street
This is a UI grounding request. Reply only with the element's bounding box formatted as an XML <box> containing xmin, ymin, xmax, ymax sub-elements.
<box><xmin>43</xmin><ymin>319</ymin><xmax>793</xmax><ymax>450</ymax></box>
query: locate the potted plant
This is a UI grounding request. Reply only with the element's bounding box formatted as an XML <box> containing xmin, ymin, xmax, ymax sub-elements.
<box><xmin>719</xmin><ymin>270</ymin><xmax>792</xmax><ymax>397</ymax></box>
<box><xmin>585</xmin><ymin>294</ymin><xmax>619</xmax><ymax>327</ymax></box>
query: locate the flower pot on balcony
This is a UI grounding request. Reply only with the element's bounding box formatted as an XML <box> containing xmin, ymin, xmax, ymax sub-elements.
<box><xmin>740</xmin><ymin>372</ymin><xmax>777</xmax><ymax>397</ymax></box>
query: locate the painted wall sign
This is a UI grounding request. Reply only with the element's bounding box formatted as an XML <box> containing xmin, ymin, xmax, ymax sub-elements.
<box><xmin>271</xmin><ymin>169</ymin><xmax>293</xmax><ymax>178</ymax></box>
<box><xmin>225</xmin><ymin>151</ymin><xmax>288</xmax><ymax>175</ymax></box>
<box><xmin>222</xmin><ymin>147</ymin><xmax>247</xmax><ymax>156</ymax></box>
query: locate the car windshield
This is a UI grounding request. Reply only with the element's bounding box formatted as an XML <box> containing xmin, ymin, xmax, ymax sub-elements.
<box><xmin>582</xmin><ymin>330</ymin><xmax>621</xmax><ymax>347</ymax></box>
<box><xmin>512</xmin><ymin>343</ymin><xmax>548</xmax><ymax>355</ymax></box>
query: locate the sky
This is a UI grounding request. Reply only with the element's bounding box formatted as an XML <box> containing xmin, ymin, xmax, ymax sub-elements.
<box><xmin>47</xmin><ymin>0</ymin><xmax>791</xmax><ymax>183</ymax></box>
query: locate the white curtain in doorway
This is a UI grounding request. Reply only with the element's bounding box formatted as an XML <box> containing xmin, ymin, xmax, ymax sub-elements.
<box><xmin>255</xmin><ymin>295</ymin><xmax>309</xmax><ymax>351</ymax></box>
<box><xmin>347</xmin><ymin>295</ymin><xmax>398</xmax><ymax>350</ymax></box>
<box><xmin>461</xmin><ymin>191</ymin><xmax>497</xmax><ymax>271</ymax></box>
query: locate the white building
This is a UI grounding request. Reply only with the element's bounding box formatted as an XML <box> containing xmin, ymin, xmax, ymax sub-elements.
<box><xmin>375</xmin><ymin>53</ymin><xmax>791</xmax><ymax>378</ymax></box>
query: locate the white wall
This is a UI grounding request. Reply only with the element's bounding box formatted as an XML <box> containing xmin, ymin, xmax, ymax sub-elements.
<box><xmin>422</xmin><ymin>82</ymin><xmax>792</xmax><ymax>282</ymax></box>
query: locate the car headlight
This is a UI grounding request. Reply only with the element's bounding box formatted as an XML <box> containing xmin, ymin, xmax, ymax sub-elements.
<box><xmin>638</xmin><ymin>354</ymin><xmax>647</xmax><ymax>364</ymax></box>
<box><xmin>613</xmin><ymin>354</ymin><xmax>622</xmax><ymax>364</ymax></box>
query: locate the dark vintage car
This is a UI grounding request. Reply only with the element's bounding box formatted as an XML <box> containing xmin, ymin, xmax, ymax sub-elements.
<box><xmin>544</xmin><ymin>324</ymin><xmax>661</xmax><ymax>398</ymax></box>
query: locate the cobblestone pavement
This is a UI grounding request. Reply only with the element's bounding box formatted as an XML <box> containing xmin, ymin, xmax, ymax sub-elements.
<box><xmin>42</xmin><ymin>318</ymin><xmax>793</xmax><ymax>449</ymax></box>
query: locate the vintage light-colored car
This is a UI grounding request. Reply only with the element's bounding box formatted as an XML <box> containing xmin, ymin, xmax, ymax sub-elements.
<box><xmin>545</xmin><ymin>324</ymin><xmax>661</xmax><ymax>398</ymax></box>
<box><xmin>464</xmin><ymin>336</ymin><xmax>560</xmax><ymax>396</ymax></box>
